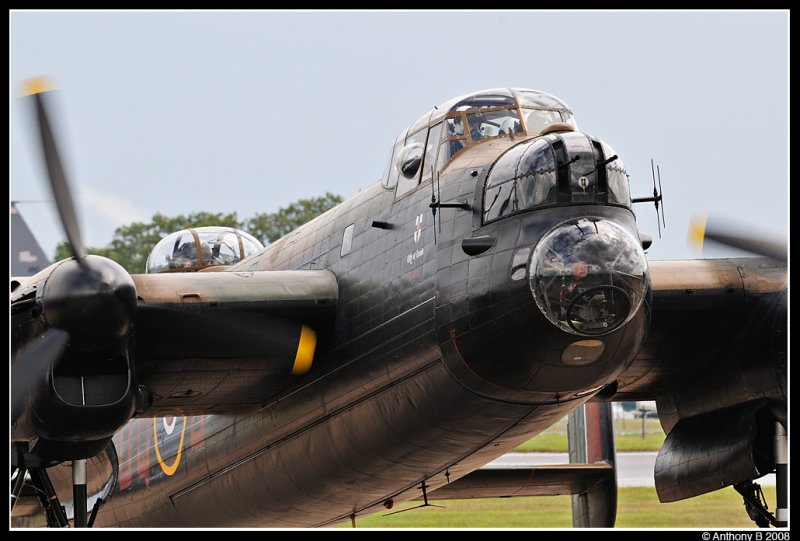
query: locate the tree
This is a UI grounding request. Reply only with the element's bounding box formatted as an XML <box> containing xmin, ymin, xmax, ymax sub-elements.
<box><xmin>246</xmin><ymin>192</ymin><xmax>342</xmax><ymax>244</ymax></box>
<box><xmin>55</xmin><ymin>211</ymin><xmax>240</xmax><ymax>274</ymax></box>
<box><xmin>53</xmin><ymin>194</ymin><xmax>343</xmax><ymax>273</ymax></box>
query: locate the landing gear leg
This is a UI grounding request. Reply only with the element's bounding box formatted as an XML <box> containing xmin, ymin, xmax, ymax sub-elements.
<box><xmin>87</xmin><ymin>495</ymin><xmax>107</xmax><ymax>527</ymax></box>
<box><xmin>734</xmin><ymin>481</ymin><xmax>774</xmax><ymax>528</ymax></box>
<box><xmin>11</xmin><ymin>467</ymin><xmax>27</xmax><ymax>512</ymax></box>
<box><xmin>733</xmin><ymin>421</ymin><xmax>788</xmax><ymax>528</ymax></box>
<box><xmin>775</xmin><ymin>421</ymin><xmax>788</xmax><ymax>527</ymax></box>
<box><xmin>73</xmin><ymin>459</ymin><xmax>88</xmax><ymax>528</ymax></box>
<box><xmin>29</xmin><ymin>468</ymin><xmax>69</xmax><ymax>528</ymax></box>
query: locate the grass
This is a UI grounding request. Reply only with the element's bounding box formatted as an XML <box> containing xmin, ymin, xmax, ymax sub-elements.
<box><xmin>513</xmin><ymin>416</ymin><xmax>666</xmax><ymax>453</ymax></box>
<box><xmin>337</xmin><ymin>486</ymin><xmax>776</xmax><ymax>528</ymax></box>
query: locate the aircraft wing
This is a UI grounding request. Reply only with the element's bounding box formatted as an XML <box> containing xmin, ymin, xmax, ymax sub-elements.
<box><xmin>605</xmin><ymin>257</ymin><xmax>786</xmax><ymax>503</ymax></box>
<box><xmin>131</xmin><ymin>269</ymin><xmax>338</xmax><ymax>416</ymax></box>
<box><xmin>610</xmin><ymin>257</ymin><xmax>786</xmax><ymax>419</ymax></box>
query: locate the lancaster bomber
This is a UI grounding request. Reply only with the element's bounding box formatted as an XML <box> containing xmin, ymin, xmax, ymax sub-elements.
<box><xmin>10</xmin><ymin>84</ymin><xmax>787</xmax><ymax>528</ymax></box>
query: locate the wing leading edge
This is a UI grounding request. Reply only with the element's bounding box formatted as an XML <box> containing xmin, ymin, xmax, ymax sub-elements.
<box><xmin>131</xmin><ymin>269</ymin><xmax>338</xmax><ymax>416</ymax></box>
<box><xmin>611</xmin><ymin>257</ymin><xmax>786</xmax><ymax>412</ymax></box>
<box><xmin>607</xmin><ymin>257</ymin><xmax>786</xmax><ymax>503</ymax></box>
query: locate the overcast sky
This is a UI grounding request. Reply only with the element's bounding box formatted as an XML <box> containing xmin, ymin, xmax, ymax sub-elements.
<box><xmin>10</xmin><ymin>10</ymin><xmax>788</xmax><ymax>265</ymax></box>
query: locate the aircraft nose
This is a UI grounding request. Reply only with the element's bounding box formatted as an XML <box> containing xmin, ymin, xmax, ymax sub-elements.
<box><xmin>530</xmin><ymin>218</ymin><xmax>648</xmax><ymax>336</ymax></box>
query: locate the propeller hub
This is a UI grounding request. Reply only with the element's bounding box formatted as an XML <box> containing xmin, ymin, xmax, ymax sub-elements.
<box><xmin>41</xmin><ymin>255</ymin><xmax>137</xmax><ymax>351</ymax></box>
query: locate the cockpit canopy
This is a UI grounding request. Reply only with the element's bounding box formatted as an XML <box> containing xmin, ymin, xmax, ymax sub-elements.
<box><xmin>146</xmin><ymin>226</ymin><xmax>263</xmax><ymax>274</ymax></box>
<box><xmin>385</xmin><ymin>88</ymin><xmax>577</xmax><ymax>197</ymax></box>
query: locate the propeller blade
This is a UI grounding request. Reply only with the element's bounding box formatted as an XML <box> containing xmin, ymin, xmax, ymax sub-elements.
<box><xmin>22</xmin><ymin>78</ymin><xmax>87</xmax><ymax>261</ymax></box>
<box><xmin>689</xmin><ymin>216</ymin><xmax>787</xmax><ymax>262</ymax></box>
<box><xmin>11</xmin><ymin>328</ymin><xmax>70</xmax><ymax>424</ymax></box>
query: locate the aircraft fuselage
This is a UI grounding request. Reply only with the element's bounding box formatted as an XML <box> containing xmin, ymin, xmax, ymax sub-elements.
<box><xmin>94</xmin><ymin>133</ymin><xmax>649</xmax><ymax>527</ymax></box>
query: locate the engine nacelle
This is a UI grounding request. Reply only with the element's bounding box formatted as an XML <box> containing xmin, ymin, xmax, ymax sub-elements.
<box><xmin>654</xmin><ymin>400</ymin><xmax>776</xmax><ymax>502</ymax></box>
<box><xmin>146</xmin><ymin>226</ymin><xmax>263</xmax><ymax>274</ymax></box>
<box><xmin>11</xmin><ymin>255</ymin><xmax>140</xmax><ymax>463</ymax></box>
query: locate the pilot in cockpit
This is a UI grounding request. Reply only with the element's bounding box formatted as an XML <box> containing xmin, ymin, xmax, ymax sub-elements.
<box><xmin>448</xmin><ymin>116</ymin><xmax>467</xmax><ymax>157</ymax></box>
<box><xmin>499</xmin><ymin>118</ymin><xmax>522</xmax><ymax>136</ymax></box>
<box><xmin>447</xmin><ymin>115</ymin><xmax>464</xmax><ymax>136</ymax></box>
<box><xmin>171</xmin><ymin>240</ymin><xmax>197</xmax><ymax>269</ymax></box>
<box><xmin>469</xmin><ymin>114</ymin><xmax>486</xmax><ymax>142</ymax></box>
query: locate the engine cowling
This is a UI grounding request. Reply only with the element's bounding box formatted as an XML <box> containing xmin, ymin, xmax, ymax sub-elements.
<box><xmin>655</xmin><ymin>401</ymin><xmax>775</xmax><ymax>502</ymax></box>
<box><xmin>11</xmin><ymin>255</ymin><xmax>140</xmax><ymax>464</ymax></box>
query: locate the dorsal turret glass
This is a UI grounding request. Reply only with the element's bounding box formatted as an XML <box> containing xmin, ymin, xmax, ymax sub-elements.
<box><xmin>146</xmin><ymin>226</ymin><xmax>264</xmax><ymax>273</ymax></box>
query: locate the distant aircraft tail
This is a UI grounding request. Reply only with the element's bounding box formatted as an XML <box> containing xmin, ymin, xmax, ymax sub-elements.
<box><xmin>568</xmin><ymin>402</ymin><xmax>617</xmax><ymax>527</ymax></box>
<box><xmin>10</xmin><ymin>202</ymin><xmax>51</xmax><ymax>276</ymax></box>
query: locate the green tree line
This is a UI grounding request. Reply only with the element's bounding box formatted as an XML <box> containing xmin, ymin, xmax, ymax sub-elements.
<box><xmin>55</xmin><ymin>193</ymin><xmax>342</xmax><ymax>273</ymax></box>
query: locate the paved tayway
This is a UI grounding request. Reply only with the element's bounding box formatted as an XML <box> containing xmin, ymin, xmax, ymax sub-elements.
<box><xmin>487</xmin><ymin>452</ymin><xmax>775</xmax><ymax>487</ymax></box>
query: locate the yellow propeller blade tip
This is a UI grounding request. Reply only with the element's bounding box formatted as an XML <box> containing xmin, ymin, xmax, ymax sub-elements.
<box><xmin>688</xmin><ymin>215</ymin><xmax>707</xmax><ymax>252</ymax></box>
<box><xmin>291</xmin><ymin>325</ymin><xmax>316</xmax><ymax>375</ymax></box>
<box><xmin>20</xmin><ymin>76</ymin><xmax>54</xmax><ymax>97</ymax></box>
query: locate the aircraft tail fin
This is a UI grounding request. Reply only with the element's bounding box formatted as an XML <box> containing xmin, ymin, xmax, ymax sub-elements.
<box><xmin>568</xmin><ymin>402</ymin><xmax>617</xmax><ymax>527</ymax></box>
<box><xmin>10</xmin><ymin>202</ymin><xmax>51</xmax><ymax>276</ymax></box>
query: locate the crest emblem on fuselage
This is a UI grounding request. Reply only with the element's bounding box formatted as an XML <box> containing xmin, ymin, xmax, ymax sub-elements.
<box><xmin>414</xmin><ymin>214</ymin><xmax>423</xmax><ymax>243</ymax></box>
